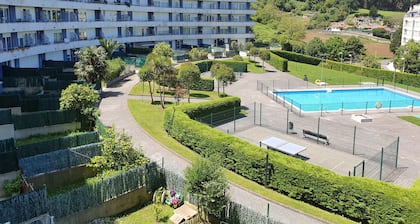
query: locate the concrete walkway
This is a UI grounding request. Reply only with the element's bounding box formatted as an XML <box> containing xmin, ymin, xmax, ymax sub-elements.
<box><xmin>99</xmin><ymin>74</ymin><xmax>328</xmax><ymax>223</ymax></box>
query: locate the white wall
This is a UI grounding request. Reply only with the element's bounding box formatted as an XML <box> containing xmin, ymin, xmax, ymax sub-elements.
<box><xmin>154</xmin><ymin>13</ymin><xmax>168</xmax><ymax>21</ymax></box>
<box><xmin>19</xmin><ymin>55</ymin><xmax>39</xmax><ymax>68</ymax></box>
<box><xmin>132</xmin><ymin>12</ymin><xmax>148</xmax><ymax>21</ymax></box>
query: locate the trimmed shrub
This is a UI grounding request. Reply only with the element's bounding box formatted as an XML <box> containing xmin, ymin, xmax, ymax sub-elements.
<box><xmin>105</xmin><ymin>58</ymin><xmax>126</xmax><ymax>82</ymax></box>
<box><xmin>190</xmin><ymin>78</ymin><xmax>214</xmax><ymax>91</ymax></box>
<box><xmin>163</xmin><ymin>97</ymin><xmax>420</xmax><ymax>223</ymax></box>
<box><xmin>271</xmin><ymin>50</ymin><xmax>321</xmax><ymax>65</ymax></box>
<box><xmin>194</xmin><ymin>60</ymin><xmax>247</xmax><ymax>73</ymax></box>
<box><xmin>269</xmin><ymin>53</ymin><xmax>288</xmax><ymax>72</ymax></box>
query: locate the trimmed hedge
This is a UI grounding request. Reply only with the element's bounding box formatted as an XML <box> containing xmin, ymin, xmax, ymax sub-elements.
<box><xmin>194</xmin><ymin>60</ymin><xmax>248</xmax><ymax>73</ymax></box>
<box><xmin>269</xmin><ymin>53</ymin><xmax>288</xmax><ymax>72</ymax></box>
<box><xmin>324</xmin><ymin>60</ymin><xmax>420</xmax><ymax>87</ymax></box>
<box><xmin>163</xmin><ymin>97</ymin><xmax>420</xmax><ymax>223</ymax></box>
<box><xmin>271</xmin><ymin>50</ymin><xmax>321</xmax><ymax>65</ymax></box>
<box><xmin>12</xmin><ymin>110</ymin><xmax>78</xmax><ymax>130</ymax></box>
<box><xmin>190</xmin><ymin>78</ymin><xmax>214</xmax><ymax>91</ymax></box>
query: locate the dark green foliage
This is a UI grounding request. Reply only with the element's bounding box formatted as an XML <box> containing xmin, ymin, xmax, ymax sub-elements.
<box><xmin>190</xmin><ymin>78</ymin><xmax>214</xmax><ymax>91</ymax></box>
<box><xmin>16</xmin><ymin>132</ymin><xmax>99</xmax><ymax>158</ymax></box>
<box><xmin>194</xmin><ymin>60</ymin><xmax>248</xmax><ymax>73</ymax></box>
<box><xmin>390</xmin><ymin>26</ymin><xmax>402</xmax><ymax>53</ymax></box>
<box><xmin>271</xmin><ymin>50</ymin><xmax>321</xmax><ymax>65</ymax></box>
<box><xmin>269</xmin><ymin>53</ymin><xmax>288</xmax><ymax>72</ymax></box>
<box><xmin>179</xmin><ymin>96</ymin><xmax>240</xmax><ymax>120</ymax></box>
<box><xmin>0</xmin><ymin>95</ymin><xmax>20</xmax><ymax>108</ymax></box>
<box><xmin>372</xmin><ymin>28</ymin><xmax>390</xmax><ymax>39</ymax></box>
<box><xmin>43</xmin><ymin>60</ymin><xmax>75</xmax><ymax>69</ymax></box>
<box><xmin>12</xmin><ymin>110</ymin><xmax>78</xmax><ymax>130</ymax></box>
<box><xmin>20</xmin><ymin>97</ymin><xmax>60</xmax><ymax>112</ymax></box>
<box><xmin>163</xmin><ymin>97</ymin><xmax>420</xmax><ymax>223</ymax></box>
<box><xmin>126</xmin><ymin>47</ymin><xmax>153</xmax><ymax>55</ymax></box>
<box><xmin>0</xmin><ymin>109</ymin><xmax>12</xmax><ymax>125</ymax></box>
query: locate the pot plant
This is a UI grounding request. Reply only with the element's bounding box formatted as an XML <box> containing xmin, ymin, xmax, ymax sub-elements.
<box><xmin>3</xmin><ymin>176</ymin><xmax>21</xmax><ymax>196</ymax></box>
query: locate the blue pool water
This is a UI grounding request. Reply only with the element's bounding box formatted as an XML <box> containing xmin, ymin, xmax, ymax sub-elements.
<box><xmin>274</xmin><ymin>88</ymin><xmax>420</xmax><ymax>112</ymax></box>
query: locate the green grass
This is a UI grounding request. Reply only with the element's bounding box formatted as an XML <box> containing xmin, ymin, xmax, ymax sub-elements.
<box><xmin>410</xmin><ymin>177</ymin><xmax>420</xmax><ymax>191</ymax></box>
<box><xmin>129</xmin><ymin>82</ymin><xmax>220</xmax><ymax>100</ymax></box>
<box><xmin>127</xmin><ymin>99</ymin><xmax>356</xmax><ymax>224</ymax></box>
<box><xmin>245</xmin><ymin>58</ymin><xmax>266</xmax><ymax>73</ymax></box>
<box><xmin>399</xmin><ymin>116</ymin><xmax>420</xmax><ymax>126</ymax></box>
<box><xmin>357</xmin><ymin>9</ymin><xmax>405</xmax><ymax>22</ymax></box>
<box><xmin>16</xmin><ymin>131</ymin><xmax>84</xmax><ymax>147</ymax></box>
<box><xmin>115</xmin><ymin>204</ymin><xmax>174</xmax><ymax>224</ymax></box>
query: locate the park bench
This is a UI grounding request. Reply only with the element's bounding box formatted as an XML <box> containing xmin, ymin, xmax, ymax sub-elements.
<box><xmin>302</xmin><ymin>129</ymin><xmax>330</xmax><ymax>145</ymax></box>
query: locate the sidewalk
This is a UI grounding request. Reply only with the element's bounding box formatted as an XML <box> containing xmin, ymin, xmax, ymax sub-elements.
<box><xmin>98</xmin><ymin>74</ymin><xmax>328</xmax><ymax>224</ymax></box>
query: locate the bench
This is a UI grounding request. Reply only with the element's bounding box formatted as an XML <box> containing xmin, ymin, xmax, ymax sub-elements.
<box><xmin>302</xmin><ymin>129</ymin><xmax>330</xmax><ymax>145</ymax></box>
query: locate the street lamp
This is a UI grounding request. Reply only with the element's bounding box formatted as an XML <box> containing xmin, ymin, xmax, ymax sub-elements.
<box><xmin>401</xmin><ymin>57</ymin><xmax>406</xmax><ymax>73</ymax></box>
<box><xmin>349</xmin><ymin>54</ymin><xmax>352</xmax><ymax>64</ymax></box>
<box><xmin>339</xmin><ymin>52</ymin><xmax>343</xmax><ymax>72</ymax></box>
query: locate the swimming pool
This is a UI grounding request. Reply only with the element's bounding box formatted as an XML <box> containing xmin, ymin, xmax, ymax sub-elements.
<box><xmin>274</xmin><ymin>88</ymin><xmax>420</xmax><ymax>112</ymax></box>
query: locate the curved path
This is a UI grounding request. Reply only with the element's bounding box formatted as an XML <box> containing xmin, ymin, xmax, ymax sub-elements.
<box><xmin>99</xmin><ymin>72</ymin><xmax>328</xmax><ymax>224</ymax></box>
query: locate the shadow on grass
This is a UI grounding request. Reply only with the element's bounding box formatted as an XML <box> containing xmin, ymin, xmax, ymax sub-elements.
<box><xmin>190</xmin><ymin>93</ymin><xmax>210</xmax><ymax>98</ymax></box>
<box><xmin>151</xmin><ymin>101</ymin><xmax>174</xmax><ymax>106</ymax></box>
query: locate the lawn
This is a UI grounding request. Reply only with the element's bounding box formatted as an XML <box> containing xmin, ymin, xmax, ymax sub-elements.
<box><xmin>127</xmin><ymin>99</ymin><xmax>356</xmax><ymax>224</ymax></box>
<box><xmin>115</xmin><ymin>204</ymin><xmax>174</xmax><ymax>224</ymax></box>
<box><xmin>245</xmin><ymin>58</ymin><xmax>267</xmax><ymax>73</ymax></box>
<box><xmin>399</xmin><ymin>116</ymin><xmax>420</xmax><ymax>126</ymax></box>
<box><xmin>16</xmin><ymin>131</ymin><xmax>84</xmax><ymax>147</ymax></box>
<box><xmin>357</xmin><ymin>9</ymin><xmax>405</xmax><ymax>21</ymax></box>
<box><xmin>129</xmin><ymin>82</ymin><xmax>220</xmax><ymax>100</ymax></box>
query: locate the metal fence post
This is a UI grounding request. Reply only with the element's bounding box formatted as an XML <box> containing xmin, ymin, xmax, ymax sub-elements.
<box><xmin>320</xmin><ymin>104</ymin><xmax>323</xmax><ymax>117</ymax></box>
<box><xmin>317</xmin><ymin>117</ymin><xmax>320</xmax><ymax>144</ymax></box>
<box><xmin>266</xmin><ymin>203</ymin><xmax>270</xmax><ymax>224</ymax></box>
<box><xmin>380</xmin><ymin>147</ymin><xmax>384</xmax><ymax>180</ymax></box>
<box><xmin>352</xmin><ymin>126</ymin><xmax>356</xmax><ymax>155</ymax></box>
<box><xmin>353</xmin><ymin>166</ymin><xmax>356</xmax><ymax>176</ymax></box>
<box><xmin>341</xmin><ymin>102</ymin><xmax>344</xmax><ymax>115</ymax></box>
<box><xmin>389</xmin><ymin>100</ymin><xmax>392</xmax><ymax>113</ymax></box>
<box><xmin>286</xmin><ymin>109</ymin><xmax>289</xmax><ymax>134</ymax></box>
<box><xmin>365</xmin><ymin>102</ymin><xmax>368</xmax><ymax>114</ymax></box>
<box><xmin>362</xmin><ymin>160</ymin><xmax>365</xmax><ymax>177</ymax></box>
<box><xmin>396</xmin><ymin>137</ymin><xmax>400</xmax><ymax>168</ymax></box>
<box><xmin>412</xmin><ymin>100</ymin><xmax>414</xmax><ymax>112</ymax></box>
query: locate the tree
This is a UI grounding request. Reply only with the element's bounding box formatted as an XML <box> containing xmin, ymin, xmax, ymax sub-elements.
<box><xmin>361</xmin><ymin>53</ymin><xmax>381</xmax><ymax>69</ymax></box>
<box><xmin>394</xmin><ymin>40</ymin><xmax>420</xmax><ymax>74</ymax></box>
<box><xmin>305</xmin><ymin>37</ymin><xmax>326</xmax><ymax>58</ymax></box>
<box><xmin>369</xmin><ymin>5</ymin><xmax>379</xmax><ymax>17</ymax></box>
<box><xmin>244</xmin><ymin>42</ymin><xmax>254</xmax><ymax>59</ymax></box>
<box><xmin>89</xmin><ymin>126</ymin><xmax>149</xmax><ymax>172</ymax></box>
<box><xmin>146</xmin><ymin>52</ymin><xmax>174</xmax><ymax>109</ymax></box>
<box><xmin>59</xmin><ymin>83</ymin><xmax>99</xmax><ymax>131</ymax></box>
<box><xmin>345</xmin><ymin>36</ymin><xmax>365</xmax><ymax>60</ymax></box>
<box><xmin>390</xmin><ymin>26</ymin><xmax>402</xmax><ymax>53</ymax></box>
<box><xmin>230</xmin><ymin>40</ymin><xmax>239</xmax><ymax>53</ymax></box>
<box><xmin>210</xmin><ymin>63</ymin><xmax>235</xmax><ymax>95</ymax></box>
<box><xmin>74</xmin><ymin>46</ymin><xmax>108</xmax><ymax>88</ymax></box>
<box><xmin>249</xmin><ymin>47</ymin><xmax>259</xmax><ymax>61</ymax></box>
<box><xmin>99</xmin><ymin>38</ymin><xmax>122</xmax><ymax>59</ymax></box>
<box><xmin>138</xmin><ymin>64</ymin><xmax>155</xmax><ymax>103</ymax></box>
<box><xmin>177</xmin><ymin>62</ymin><xmax>201</xmax><ymax>103</ymax></box>
<box><xmin>258</xmin><ymin>49</ymin><xmax>271</xmax><ymax>68</ymax></box>
<box><xmin>324</xmin><ymin>36</ymin><xmax>346</xmax><ymax>60</ymax></box>
<box><xmin>153</xmin><ymin>42</ymin><xmax>174</xmax><ymax>58</ymax></box>
<box><xmin>278</xmin><ymin>15</ymin><xmax>306</xmax><ymax>42</ymax></box>
<box><xmin>185</xmin><ymin>159</ymin><xmax>229</xmax><ymax>221</ymax></box>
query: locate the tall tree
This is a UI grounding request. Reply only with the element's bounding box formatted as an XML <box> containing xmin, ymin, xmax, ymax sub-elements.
<box><xmin>185</xmin><ymin>159</ymin><xmax>229</xmax><ymax>221</ymax></box>
<box><xmin>390</xmin><ymin>26</ymin><xmax>402</xmax><ymax>54</ymax></box>
<box><xmin>59</xmin><ymin>83</ymin><xmax>99</xmax><ymax>131</ymax></box>
<box><xmin>99</xmin><ymin>38</ymin><xmax>122</xmax><ymax>59</ymax></box>
<box><xmin>177</xmin><ymin>62</ymin><xmax>201</xmax><ymax>103</ymax></box>
<box><xmin>153</xmin><ymin>42</ymin><xmax>174</xmax><ymax>58</ymax></box>
<box><xmin>305</xmin><ymin>37</ymin><xmax>326</xmax><ymax>58</ymax></box>
<box><xmin>345</xmin><ymin>36</ymin><xmax>365</xmax><ymax>60</ymax></box>
<box><xmin>210</xmin><ymin>63</ymin><xmax>235</xmax><ymax>95</ymax></box>
<box><xmin>361</xmin><ymin>53</ymin><xmax>381</xmax><ymax>69</ymax></box>
<box><xmin>146</xmin><ymin>52</ymin><xmax>174</xmax><ymax>108</ymax></box>
<box><xmin>258</xmin><ymin>49</ymin><xmax>271</xmax><ymax>68</ymax></box>
<box><xmin>394</xmin><ymin>40</ymin><xmax>420</xmax><ymax>74</ymax></box>
<box><xmin>324</xmin><ymin>36</ymin><xmax>346</xmax><ymax>60</ymax></box>
<box><xmin>74</xmin><ymin>46</ymin><xmax>108</xmax><ymax>88</ymax></box>
<box><xmin>138</xmin><ymin>64</ymin><xmax>155</xmax><ymax>103</ymax></box>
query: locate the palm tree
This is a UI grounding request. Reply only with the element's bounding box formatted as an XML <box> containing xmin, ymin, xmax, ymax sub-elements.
<box><xmin>99</xmin><ymin>38</ymin><xmax>122</xmax><ymax>59</ymax></box>
<box><xmin>74</xmin><ymin>46</ymin><xmax>108</xmax><ymax>89</ymax></box>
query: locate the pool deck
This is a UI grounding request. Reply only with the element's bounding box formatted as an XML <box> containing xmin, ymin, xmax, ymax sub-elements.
<box><xmin>219</xmin><ymin>60</ymin><xmax>420</xmax><ymax>188</ymax></box>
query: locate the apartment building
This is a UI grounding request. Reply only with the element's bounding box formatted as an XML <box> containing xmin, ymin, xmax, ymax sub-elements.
<box><xmin>402</xmin><ymin>4</ymin><xmax>420</xmax><ymax>45</ymax></box>
<box><xmin>0</xmin><ymin>0</ymin><xmax>255</xmax><ymax>71</ymax></box>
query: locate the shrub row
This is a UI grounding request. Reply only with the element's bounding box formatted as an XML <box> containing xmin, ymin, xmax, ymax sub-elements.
<box><xmin>163</xmin><ymin>97</ymin><xmax>420</xmax><ymax>223</ymax></box>
<box><xmin>271</xmin><ymin>50</ymin><xmax>321</xmax><ymax>65</ymax></box>
<box><xmin>190</xmin><ymin>78</ymin><xmax>214</xmax><ymax>91</ymax></box>
<box><xmin>17</xmin><ymin>132</ymin><xmax>99</xmax><ymax>158</ymax></box>
<box><xmin>268</xmin><ymin>53</ymin><xmax>288</xmax><ymax>72</ymax></box>
<box><xmin>324</xmin><ymin>60</ymin><xmax>420</xmax><ymax>87</ymax></box>
<box><xmin>12</xmin><ymin>110</ymin><xmax>78</xmax><ymax>130</ymax></box>
<box><xmin>105</xmin><ymin>58</ymin><xmax>126</xmax><ymax>82</ymax></box>
<box><xmin>194</xmin><ymin>60</ymin><xmax>248</xmax><ymax>73</ymax></box>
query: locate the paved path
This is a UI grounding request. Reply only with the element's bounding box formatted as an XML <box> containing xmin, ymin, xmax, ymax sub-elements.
<box><xmin>99</xmin><ymin>74</ymin><xmax>328</xmax><ymax>224</ymax></box>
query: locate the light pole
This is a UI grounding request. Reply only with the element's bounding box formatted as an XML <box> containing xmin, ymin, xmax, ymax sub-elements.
<box><xmin>321</xmin><ymin>57</ymin><xmax>324</xmax><ymax>82</ymax></box>
<box><xmin>401</xmin><ymin>57</ymin><xmax>406</xmax><ymax>73</ymax></box>
<box><xmin>339</xmin><ymin>52</ymin><xmax>343</xmax><ymax>72</ymax></box>
<box><xmin>349</xmin><ymin>54</ymin><xmax>352</xmax><ymax>65</ymax></box>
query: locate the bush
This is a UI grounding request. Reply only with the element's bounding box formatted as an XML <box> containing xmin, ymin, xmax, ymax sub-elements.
<box><xmin>232</xmin><ymin>55</ymin><xmax>243</xmax><ymax>61</ymax></box>
<box><xmin>271</xmin><ymin>50</ymin><xmax>321</xmax><ymax>65</ymax></box>
<box><xmin>105</xmin><ymin>58</ymin><xmax>126</xmax><ymax>82</ymax></box>
<box><xmin>372</xmin><ymin>28</ymin><xmax>390</xmax><ymax>39</ymax></box>
<box><xmin>2</xmin><ymin>175</ymin><xmax>21</xmax><ymax>196</ymax></box>
<box><xmin>190</xmin><ymin>78</ymin><xmax>214</xmax><ymax>91</ymax></box>
<box><xmin>269</xmin><ymin>53</ymin><xmax>288</xmax><ymax>72</ymax></box>
<box><xmin>163</xmin><ymin>97</ymin><xmax>420</xmax><ymax>223</ymax></box>
<box><xmin>194</xmin><ymin>60</ymin><xmax>247</xmax><ymax>73</ymax></box>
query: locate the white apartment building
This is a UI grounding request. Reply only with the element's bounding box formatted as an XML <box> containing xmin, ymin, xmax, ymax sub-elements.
<box><xmin>0</xmin><ymin>0</ymin><xmax>255</xmax><ymax>70</ymax></box>
<box><xmin>402</xmin><ymin>4</ymin><xmax>420</xmax><ymax>45</ymax></box>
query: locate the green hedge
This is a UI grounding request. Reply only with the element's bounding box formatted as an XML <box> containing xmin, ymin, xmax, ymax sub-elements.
<box><xmin>324</xmin><ymin>60</ymin><xmax>420</xmax><ymax>87</ymax></box>
<box><xmin>163</xmin><ymin>97</ymin><xmax>420</xmax><ymax>223</ymax></box>
<box><xmin>12</xmin><ymin>110</ymin><xmax>78</xmax><ymax>130</ymax></box>
<box><xmin>271</xmin><ymin>50</ymin><xmax>321</xmax><ymax>65</ymax></box>
<box><xmin>43</xmin><ymin>60</ymin><xmax>75</xmax><ymax>69</ymax></box>
<box><xmin>0</xmin><ymin>109</ymin><xmax>12</xmax><ymax>125</ymax></box>
<box><xmin>190</xmin><ymin>78</ymin><xmax>214</xmax><ymax>91</ymax></box>
<box><xmin>194</xmin><ymin>60</ymin><xmax>248</xmax><ymax>73</ymax></box>
<box><xmin>105</xmin><ymin>58</ymin><xmax>126</xmax><ymax>82</ymax></box>
<box><xmin>20</xmin><ymin>97</ymin><xmax>60</xmax><ymax>112</ymax></box>
<box><xmin>126</xmin><ymin>47</ymin><xmax>153</xmax><ymax>55</ymax></box>
<box><xmin>0</xmin><ymin>95</ymin><xmax>20</xmax><ymax>108</ymax></box>
<box><xmin>269</xmin><ymin>53</ymin><xmax>288</xmax><ymax>72</ymax></box>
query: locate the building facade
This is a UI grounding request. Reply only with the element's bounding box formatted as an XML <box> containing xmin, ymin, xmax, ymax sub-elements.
<box><xmin>0</xmin><ymin>0</ymin><xmax>255</xmax><ymax>69</ymax></box>
<box><xmin>402</xmin><ymin>4</ymin><xmax>420</xmax><ymax>45</ymax></box>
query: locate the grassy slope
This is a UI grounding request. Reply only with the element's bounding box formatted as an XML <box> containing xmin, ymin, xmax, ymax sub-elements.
<box><xmin>127</xmin><ymin>99</ymin><xmax>356</xmax><ymax>224</ymax></box>
<box><xmin>357</xmin><ymin>9</ymin><xmax>405</xmax><ymax>21</ymax></box>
